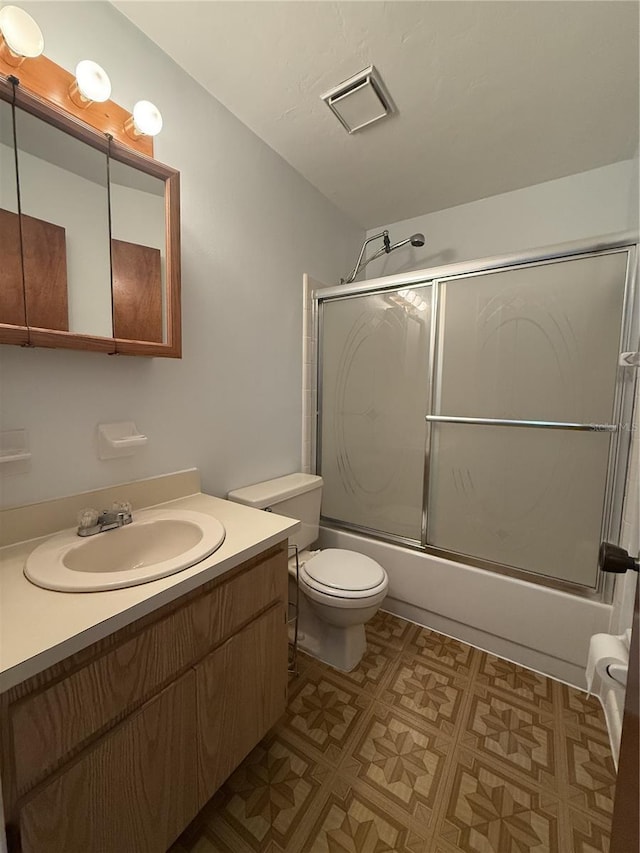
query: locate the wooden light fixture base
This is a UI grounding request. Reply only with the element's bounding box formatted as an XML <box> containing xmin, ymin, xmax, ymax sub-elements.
<box><xmin>0</xmin><ymin>53</ymin><xmax>153</xmax><ymax>157</ymax></box>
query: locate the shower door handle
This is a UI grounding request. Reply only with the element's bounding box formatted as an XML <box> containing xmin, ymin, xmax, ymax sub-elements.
<box><xmin>425</xmin><ymin>415</ymin><xmax>618</xmax><ymax>432</ymax></box>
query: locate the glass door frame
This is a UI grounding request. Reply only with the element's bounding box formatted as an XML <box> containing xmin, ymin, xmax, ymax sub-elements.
<box><xmin>315</xmin><ymin>281</ymin><xmax>435</xmax><ymax>549</ymax></box>
<box><xmin>314</xmin><ymin>233</ymin><xmax>638</xmax><ymax>602</ymax></box>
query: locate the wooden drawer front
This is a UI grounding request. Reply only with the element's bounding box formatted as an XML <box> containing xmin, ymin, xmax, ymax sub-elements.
<box><xmin>11</xmin><ymin>598</ymin><xmax>199</xmax><ymax>796</ymax></box>
<box><xmin>19</xmin><ymin>670</ymin><xmax>198</xmax><ymax>853</ymax></box>
<box><xmin>196</xmin><ymin>602</ymin><xmax>288</xmax><ymax>808</ymax></box>
<box><xmin>188</xmin><ymin>544</ymin><xmax>287</xmax><ymax>655</ymax></box>
<box><xmin>11</xmin><ymin>544</ymin><xmax>287</xmax><ymax>795</ymax></box>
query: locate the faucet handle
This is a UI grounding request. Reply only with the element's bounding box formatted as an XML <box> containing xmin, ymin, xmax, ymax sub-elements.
<box><xmin>111</xmin><ymin>499</ymin><xmax>132</xmax><ymax>515</ymax></box>
<box><xmin>77</xmin><ymin>508</ymin><xmax>100</xmax><ymax>530</ymax></box>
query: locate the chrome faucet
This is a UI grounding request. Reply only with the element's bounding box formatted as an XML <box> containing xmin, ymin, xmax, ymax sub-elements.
<box><xmin>77</xmin><ymin>502</ymin><xmax>133</xmax><ymax>537</ymax></box>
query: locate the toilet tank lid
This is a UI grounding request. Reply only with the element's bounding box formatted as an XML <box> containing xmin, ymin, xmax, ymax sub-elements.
<box><xmin>227</xmin><ymin>473</ymin><xmax>322</xmax><ymax>508</ymax></box>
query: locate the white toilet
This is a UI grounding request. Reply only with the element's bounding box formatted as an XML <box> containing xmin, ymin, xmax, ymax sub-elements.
<box><xmin>228</xmin><ymin>473</ymin><xmax>388</xmax><ymax>672</ymax></box>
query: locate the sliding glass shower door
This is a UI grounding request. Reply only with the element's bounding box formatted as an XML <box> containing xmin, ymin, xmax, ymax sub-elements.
<box><xmin>427</xmin><ymin>251</ymin><xmax>627</xmax><ymax>587</ymax></box>
<box><xmin>317</xmin><ymin>245</ymin><xmax>634</xmax><ymax>593</ymax></box>
<box><xmin>319</xmin><ymin>286</ymin><xmax>432</xmax><ymax>541</ymax></box>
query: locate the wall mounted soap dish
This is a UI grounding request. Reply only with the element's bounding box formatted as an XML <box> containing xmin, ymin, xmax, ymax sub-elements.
<box><xmin>0</xmin><ymin>429</ymin><xmax>31</xmax><ymax>472</ymax></box>
<box><xmin>98</xmin><ymin>422</ymin><xmax>148</xmax><ymax>460</ymax></box>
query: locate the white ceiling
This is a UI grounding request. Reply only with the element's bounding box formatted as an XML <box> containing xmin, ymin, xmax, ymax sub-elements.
<box><xmin>114</xmin><ymin>1</ymin><xmax>639</xmax><ymax>229</ymax></box>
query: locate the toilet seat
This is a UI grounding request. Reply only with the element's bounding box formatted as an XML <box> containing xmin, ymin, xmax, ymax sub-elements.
<box><xmin>299</xmin><ymin>548</ymin><xmax>388</xmax><ymax>606</ymax></box>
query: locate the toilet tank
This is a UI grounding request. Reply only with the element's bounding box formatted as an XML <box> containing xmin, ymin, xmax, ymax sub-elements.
<box><xmin>227</xmin><ymin>473</ymin><xmax>322</xmax><ymax>550</ymax></box>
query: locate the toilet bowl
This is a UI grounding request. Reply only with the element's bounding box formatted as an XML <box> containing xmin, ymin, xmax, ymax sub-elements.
<box><xmin>228</xmin><ymin>474</ymin><xmax>388</xmax><ymax>671</ymax></box>
<box><xmin>289</xmin><ymin>547</ymin><xmax>388</xmax><ymax>670</ymax></box>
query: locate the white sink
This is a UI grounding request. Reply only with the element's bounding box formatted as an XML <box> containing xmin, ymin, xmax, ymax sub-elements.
<box><xmin>24</xmin><ymin>509</ymin><xmax>226</xmax><ymax>592</ymax></box>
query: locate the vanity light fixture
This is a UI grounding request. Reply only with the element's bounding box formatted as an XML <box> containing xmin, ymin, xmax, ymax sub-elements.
<box><xmin>124</xmin><ymin>99</ymin><xmax>163</xmax><ymax>139</ymax></box>
<box><xmin>0</xmin><ymin>4</ymin><xmax>44</xmax><ymax>67</ymax></box>
<box><xmin>69</xmin><ymin>59</ymin><xmax>111</xmax><ymax>108</ymax></box>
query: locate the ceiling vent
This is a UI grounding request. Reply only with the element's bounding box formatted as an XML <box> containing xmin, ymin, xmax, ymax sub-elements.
<box><xmin>321</xmin><ymin>66</ymin><xmax>395</xmax><ymax>134</ymax></box>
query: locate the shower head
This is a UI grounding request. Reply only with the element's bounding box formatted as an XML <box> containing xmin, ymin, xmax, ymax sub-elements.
<box><xmin>341</xmin><ymin>230</ymin><xmax>427</xmax><ymax>284</ymax></box>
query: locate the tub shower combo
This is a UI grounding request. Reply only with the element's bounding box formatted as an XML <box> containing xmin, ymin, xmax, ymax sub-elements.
<box><xmin>316</xmin><ymin>234</ymin><xmax>638</xmax><ymax>601</ymax></box>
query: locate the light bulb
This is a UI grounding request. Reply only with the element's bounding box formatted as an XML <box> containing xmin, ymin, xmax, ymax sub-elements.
<box><xmin>417</xmin><ymin>300</ymin><xmax>428</xmax><ymax>311</ymax></box>
<box><xmin>406</xmin><ymin>291</ymin><xmax>417</xmax><ymax>304</ymax></box>
<box><xmin>71</xmin><ymin>60</ymin><xmax>111</xmax><ymax>105</ymax></box>
<box><xmin>124</xmin><ymin>100</ymin><xmax>163</xmax><ymax>138</ymax></box>
<box><xmin>398</xmin><ymin>290</ymin><xmax>408</xmax><ymax>298</ymax></box>
<box><xmin>0</xmin><ymin>5</ymin><xmax>44</xmax><ymax>67</ymax></box>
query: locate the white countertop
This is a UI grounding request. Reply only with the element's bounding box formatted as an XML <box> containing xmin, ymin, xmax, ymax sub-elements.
<box><xmin>0</xmin><ymin>493</ymin><xmax>298</xmax><ymax>693</ymax></box>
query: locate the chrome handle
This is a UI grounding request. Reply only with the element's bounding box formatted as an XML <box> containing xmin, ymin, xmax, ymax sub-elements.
<box><xmin>425</xmin><ymin>415</ymin><xmax>617</xmax><ymax>432</ymax></box>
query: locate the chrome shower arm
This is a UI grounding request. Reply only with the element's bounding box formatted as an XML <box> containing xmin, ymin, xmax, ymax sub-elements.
<box><xmin>342</xmin><ymin>230</ymin><xmax>389</xmax><ymax>284</ymax></box>
<box><xmin>341</xmin><ymin>231</ymin><xmax>424</xmax><ymax>284</ymax></box>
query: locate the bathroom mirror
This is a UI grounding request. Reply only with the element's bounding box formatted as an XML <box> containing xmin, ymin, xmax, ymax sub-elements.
<box><xmin>109</xmin><ymin>159</ymin><xmax>166</xmax><ymax>344</ymax></box>
<box><xmin>0</xmin><ymin>95</ymin><xmax>27</xmax><ymax>344</ymax></box>
<box><xmin>0</xmin><ymin>79</ymin><xmax>181</xmax><ymax>357</ymax></box>
<box><xmin>14</xmin><ymin>104</ymin><xmax>112</xmax><ymax>338</ymax></box>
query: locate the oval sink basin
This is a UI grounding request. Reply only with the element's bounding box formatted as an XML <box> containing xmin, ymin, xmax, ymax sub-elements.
<box><xmin>24</xmin><ymin>509</ymin><xmax>226</xmax><ymax>592</ymax></box>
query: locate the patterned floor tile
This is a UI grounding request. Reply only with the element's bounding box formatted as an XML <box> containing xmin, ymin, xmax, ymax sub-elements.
<box><xmin>382</xmin><ymin>657</ymin><xmax>467</xmax><ymax>734</ymax></box>
<box><xmin>283</xmin><ymin>667</ymin><xmax>371</xmax><ymax>758</ymax></box>
<box><xmin>298</xmin><ymin>784</ymin><xmax>430</xmax><ymax>852</ymax></box>
<box><xmin>461</xmin><ymin>689</ymin><xmax>557</xmax><ymax>789</ymax></box>
<box><xmin>365</xmin><ymin>609</ymin><xmax>414</xmax><ymax>651</ymax></box>
<box><xmin>404</xmin><ymin>626</ymin><xmax>477</xmax><ymax>677</ymax></box>
<box><xmin>439</xmin><ymin>751</ymin><xmax>560</xmax><ymax>853</ymax></box>
<box><xmin>476</xmin><ymin>654</ymin><xmax>555</xmax><ymax>711</ymax></box>
<box><xmin>564</xmin><ymin>728</ymin><xmax>617</xmax><ymax>820</ymax></box>
<box><xmin>197</xmin><ymin>735</ymin><xmax>327</xmax><ymax>851</ymax></box>
<box><xmin>170</xmin><ymin>612</ymin><xmax>618</xmax><ymax>853</ymax></box>
<box><xmin>559</xmin><ymin>683</ymin><xmax>612</xmax><ymax>733</ymax></box>
<box><xmin>347</xmin><ymin>703</ymin><xmax>450</xmax><ymax>823</ymax></box>
<box><xmin>566</xmin><ymin>806</ymin><xmax>611</xmax><ymax>853</ymax></box>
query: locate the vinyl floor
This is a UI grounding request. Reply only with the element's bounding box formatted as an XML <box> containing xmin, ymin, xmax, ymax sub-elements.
<box><xmin>170</xmin><ymin>610</ymin><xmax>616</xmax><ymax>853</ymax></box>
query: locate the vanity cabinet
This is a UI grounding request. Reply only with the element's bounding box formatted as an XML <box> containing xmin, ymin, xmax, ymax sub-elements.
<box><xmin>196</xmin><ymin>604</ymin><xmax>286</xmax><ymax>806</ymax></box>
<box><xmin>0</xmin><ymin>541</ymin><xmax>288</xmax><ymax>853</ymax></box>
<box><xmin>20</xmin><ymin>672</ymin><xmax>197</xmax><ymax>853</ymax></box>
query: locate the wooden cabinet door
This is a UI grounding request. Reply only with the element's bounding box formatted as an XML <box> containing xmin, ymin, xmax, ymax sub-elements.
<box><xmin>19</xmin><ymin>670</ymin><xmax>198</xmax><ymax>853</ymax></box>
<box><xmin>195</xmin><ymin>604</ymin><xmax>288</xmax><ymax>807</ymax></box>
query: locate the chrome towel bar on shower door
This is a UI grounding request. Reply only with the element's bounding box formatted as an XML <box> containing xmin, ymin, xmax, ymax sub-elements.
<box><xmin>425</xmin><ymin>415</ymin><xmax>618</xmax><ymax>432</ymax></box>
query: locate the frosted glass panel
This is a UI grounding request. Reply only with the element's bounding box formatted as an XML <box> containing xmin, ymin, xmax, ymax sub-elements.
<box><xmin>320</xmin><ymin>288</ymin><xmax>431</xmax><ymax>540</ymax></box>
<box><xmin>437</xmin><ymin>252</ymin><xmax>627</xmax><ymax>423</ymax></box>
<box><xmin>427</xmin><ymin>424</ymin><xmax>612</xmax><ymax>586</ymax></box>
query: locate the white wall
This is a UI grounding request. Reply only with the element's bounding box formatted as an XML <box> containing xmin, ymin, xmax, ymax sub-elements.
<box><xmin>0</xmin><ymin>1</ymin><xmax>363</xmax><ymax>509</ymax></box>
<box><xmin>364</xmin><ymin>160</ymin><xmax>639</xmax><ymax>279</ymax></box>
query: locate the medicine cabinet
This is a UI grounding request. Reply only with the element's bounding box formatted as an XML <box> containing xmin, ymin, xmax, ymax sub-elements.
<box><xmin>0</xmin><ymin>78</ymin><xmax>181</xmax><ymax>357</ymax></box>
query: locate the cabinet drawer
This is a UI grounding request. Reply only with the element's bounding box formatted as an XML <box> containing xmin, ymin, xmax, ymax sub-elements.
<box><xmin>10</xmin><ymin>543</ymin><xmax>287</xmax><ymax>795</ymax></box>
<box><xmin>19</xmin><ymin>670</ymin><xmax>198</xmax><ymax>853</ymax></box>
<box><xmin>196</xmin><ymin>602</ymin><xmax>288</xmax><ymax>807</ymax></box>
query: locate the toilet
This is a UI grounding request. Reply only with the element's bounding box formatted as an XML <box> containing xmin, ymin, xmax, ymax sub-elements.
<box><xmin>228</xmin><ymin>473</ymin><xmax>388</xmax><ymax>672</ymax></box>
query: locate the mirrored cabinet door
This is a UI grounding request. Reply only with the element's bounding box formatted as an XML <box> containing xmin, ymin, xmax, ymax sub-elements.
<box><xmin>14</xmin><ymin>106</ymin><xmax>112</xmax><ymax>338</ymax></box>
<box><xmin>109</xmin><ymin>159</ymin><xmax>166</xmax><ymax>344</ymax></box>
<box><xmin>0</xmin><ymin>97</ymin><xmax>25</xmax><ymax>332</ymax></box>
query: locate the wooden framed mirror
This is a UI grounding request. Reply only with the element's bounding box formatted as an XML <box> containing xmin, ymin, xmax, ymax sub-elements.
<box><xmin>0</xmin><ymin>77</ymin><xmax>181</xmax><ymax>358</ymax></box>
